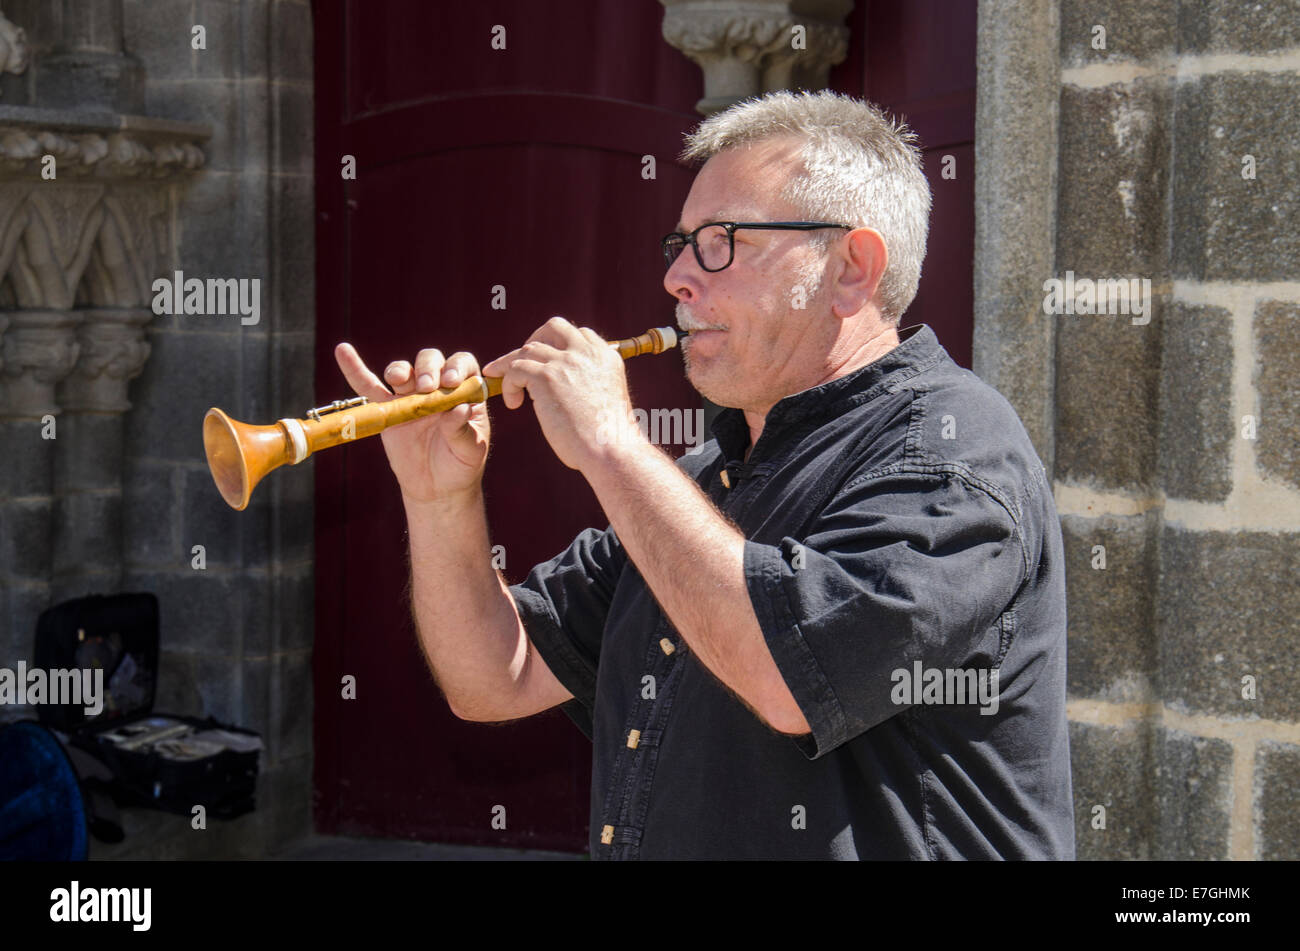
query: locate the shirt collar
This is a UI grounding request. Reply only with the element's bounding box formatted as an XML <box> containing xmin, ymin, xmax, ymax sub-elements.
<box><xmin>708</xmin><ymin>323</ymin><xmax>944</xmax><ymax>465</ymax></box>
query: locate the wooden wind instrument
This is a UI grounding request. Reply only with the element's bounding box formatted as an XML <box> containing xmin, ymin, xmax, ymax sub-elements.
<box><xmin>203</xmin><ymin>326</ymin><xmax>680</xmax><ymax>511</ymax></box>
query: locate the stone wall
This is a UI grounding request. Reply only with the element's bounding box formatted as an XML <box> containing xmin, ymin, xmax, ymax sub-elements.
<box><xmin>0</xmin><ymin>0</ymin><xmax>315</xmax><ymax>858</ymax></box>
<box><xmin>977</xmin><ymin>0</ymin><xmax>1300</xmax><ymax>859</ymax></box>
<box><xmin>116</xmin><ymin>0</ymin><xmax>315</xmax><ymax>859</ymax></box>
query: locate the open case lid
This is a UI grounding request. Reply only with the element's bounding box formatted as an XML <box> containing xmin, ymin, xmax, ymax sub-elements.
<box><xmin>33</xmin><ymin>592</ymin><xmax>160</xmax><ymax>732</ymax></box>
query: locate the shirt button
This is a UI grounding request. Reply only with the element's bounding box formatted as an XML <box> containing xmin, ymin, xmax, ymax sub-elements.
<box><xmin>627</xmin><ymin>729</ymin><xmax>641</xmax><ymax>749</ymax></box>
<box><xmin>659</xmin><ymin>637</ymin><xmax>675</xmax><ymax>655</ymax></box>
<box><xmin>601</xmin><ymin>825</ymin><xmax>615</xmax><ymax>845</ymax></box>
<box><xmin>720</xmin><ymin>469</ymin><xmax>731</xmax><ymax>489</ymax></box>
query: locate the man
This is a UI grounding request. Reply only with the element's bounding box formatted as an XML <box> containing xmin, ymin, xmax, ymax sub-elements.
<box><xmin>335</xmin><ymin>90</ymin><xmax>1075</xmax><ymax>860</ymax></box>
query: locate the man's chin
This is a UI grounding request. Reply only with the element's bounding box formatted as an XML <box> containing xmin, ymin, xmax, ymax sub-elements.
<box><xmin>684</xmin><ymin>363</ymin><xmax>740</xmax><ymax>409</ymax></box>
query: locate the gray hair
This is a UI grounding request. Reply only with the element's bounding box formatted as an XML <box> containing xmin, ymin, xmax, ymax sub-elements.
<box><xmin>680</xmin><ymin>90</ymin><xmax>932</xmax><ymax>324</ymax></box>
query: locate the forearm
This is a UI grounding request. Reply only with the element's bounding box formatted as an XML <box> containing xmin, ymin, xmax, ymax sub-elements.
<box><xmin>403</xmin><ymin>489</ymin><xmax>530</xmax><ymax>720</ymax></box>
<box><xmin>582</xmin><ymin>441</ymin><xmax>810</xmax><ymax>734</ymax></box>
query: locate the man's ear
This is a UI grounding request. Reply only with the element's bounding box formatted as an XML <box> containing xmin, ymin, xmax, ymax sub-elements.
<box><xmin>832</xmin><ymin>228</ymin><xmax>888</xmax><ymax>318</ymax></box>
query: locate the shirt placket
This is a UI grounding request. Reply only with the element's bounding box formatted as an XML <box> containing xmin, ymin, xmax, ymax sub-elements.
<box><xmin>593</xmin><ymin>611</ymin><xmax>691</xmax><ymax>860</ymax></box>
<box><xmin>601</xmin><ymin>463</ymin><xmax>779</xmax><ymax>858</ymax></box>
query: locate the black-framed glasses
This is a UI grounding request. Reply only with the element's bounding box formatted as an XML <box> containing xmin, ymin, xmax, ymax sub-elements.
<box><xmin>661</xmin><ymin>221</ymin><xmax>853</xmax><ymax>272</ymax></box>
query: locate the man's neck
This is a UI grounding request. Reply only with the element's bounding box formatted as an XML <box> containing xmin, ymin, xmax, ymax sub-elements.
<box><xmin>741</xmin><ymin>323</ymin><xmax>903</xmax><ymax>456</ymax></box>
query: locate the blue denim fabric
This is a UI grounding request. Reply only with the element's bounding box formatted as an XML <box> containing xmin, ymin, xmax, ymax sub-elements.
<box><xmin>510</xmin><ymin>324</ymin><xmax>1075</xmax><ymax>859</ymax></box>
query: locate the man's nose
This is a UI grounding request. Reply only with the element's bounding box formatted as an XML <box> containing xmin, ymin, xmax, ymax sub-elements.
<box><xmin>663</xmin><ymin>254</ymin><xmax>699</xmax><ymax>301</ymax></box>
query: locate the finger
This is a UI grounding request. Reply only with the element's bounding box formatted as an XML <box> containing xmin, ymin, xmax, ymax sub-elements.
<box><xmin>579</xmin><ymin>327</ymin><xmax>616</xmax><ymax>362</ymax></box>
<box><xmin>519</xmin><ymin>340</ymin><xmax>563</xmax><ymax>364</ymax></box>
<box><xmin>440</xmin><ymin>351</ymin><xmax>481</xmax><ymax>388</ymax></box>
<box><xmin>481</xmin><ymin>347</ymin><xmax>522</xmax><ymax>378</ymax></box>
<box><xmin>384</xmin><ymin>359</ymin><xmax>417</xmax><ymax>396</ymax></box>
<box><xmin>499</xmin><ymin>358</ymin><xmax>547</xmax><ymax>410</ymax></box>
<box><xmin>442</xmin><ymin>401</ymin><xmax>475</xmax><ymax>434</ymax></box>
<box><xmin>412</xmin><ymin>348</ymin><xmax>446</xmax><ymax>392</ymax></box>
<box><xmin>334</xmin><ymin>342</ymin><xmax>394</xmax><ymax>401</ymax></box>
<box><xmin>483</xmin><ymin>343</ymin><xmax>559</xmax><ymax>387</ymax></box>
<box><xmin>440</xmin><ymin>402</ymin><xmax>489</xmax><ymax>466</ymax></box>
<box><xmin>437</xmin><ymin>398</ymin><xmax>485</xmax><ymax>435</ymax></box>
<box><xmin>527</xmin><ymin>315</ymin><xmax>581</xmax><ymax>349</ymax></box>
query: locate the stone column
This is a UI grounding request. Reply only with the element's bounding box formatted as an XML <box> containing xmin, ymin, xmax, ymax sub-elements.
<box><xmin>0</xmin><ymin>308</ymin><xmax>81</xmax><ymax>660</ymax></box>
<box><xmin>21</xmin><ymin>0</ymin><xmax>145</xmax><ymax>113</ymax></box>
<box><xmin>50</xmin><ymin>306</ymin><xmax>151</xmax><ymax>600</ymax></box>
<box><xmin>971</xmin><ymin>0</ymin><xmax>1061</xmax><ymax>469</ymax></box>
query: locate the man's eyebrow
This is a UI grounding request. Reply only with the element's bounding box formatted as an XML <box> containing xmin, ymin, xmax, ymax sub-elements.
<box><xmin>675</xmin><ymin>210</ymin><xmax>749</xmax><ymax>232</ymax></box>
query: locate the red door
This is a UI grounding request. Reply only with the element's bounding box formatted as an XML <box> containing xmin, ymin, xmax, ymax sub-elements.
<box><xmin>312</xmin><ymin>0</ymin><xmax>703</xmax><ymax>850</ymax></box>
<box><xmin>312</xmin><ymin>0</ymin><xmax>978</xmax><ymax>850</ymax></box>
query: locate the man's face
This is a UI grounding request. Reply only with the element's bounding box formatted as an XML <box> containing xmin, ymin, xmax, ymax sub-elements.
<box><xmin>664</xmin><ymin>136</ymin><xmax>836</xmax><ymax>412</ymax></box>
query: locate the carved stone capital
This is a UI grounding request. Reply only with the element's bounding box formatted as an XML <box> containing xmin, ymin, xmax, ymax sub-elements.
<box><xmin>0</xmin><ymin>308</ymin><xmax>82</xmax><ymax>417</ymax></box>
<box><xmin>57</xmin><ymin>307</ymin><xmax>152</xmax><ymax>413</ymax></box>
<box><xmin>0</xmin><ymin>178</ymin><xmax>175</xmax><ymax>312</ymax></box>
<box><xmin>660</xmin><ymin>0</ymin><xmax>853</xmax><ymax>114</ymax></box>
<box><xmin>759</xmin><ymin>19</ymin><xmax>851</xmax><ymax>92</ymax></box>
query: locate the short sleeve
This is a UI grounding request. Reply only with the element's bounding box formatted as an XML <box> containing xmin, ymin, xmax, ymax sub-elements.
<box><xmin>509</xmin><ymin>526</ymin><xmax>627</xmax><ymax>735</ymax></box>
<box><xmin>744</xmin><ymin>469</ymin><xmax>1027</xmax><ymax>760</ymax></box>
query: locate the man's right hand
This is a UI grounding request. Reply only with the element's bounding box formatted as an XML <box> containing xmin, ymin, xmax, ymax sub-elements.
<box><xmin>333</xmin><ymin>343</ymin><xmax>490</xmax><ymax>504</ymax></box>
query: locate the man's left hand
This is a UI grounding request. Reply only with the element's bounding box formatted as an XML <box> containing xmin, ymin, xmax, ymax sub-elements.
<box><xmin>482</xmin><ymin>316</ymin><xmax>643</xmax><ymax>472</ymax></box>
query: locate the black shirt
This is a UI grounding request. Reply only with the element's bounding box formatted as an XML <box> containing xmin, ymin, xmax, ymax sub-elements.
<box><xmin>509</xmin><ymin>324</ymin><xmax>1075</xmax><ymax>859</ymax></box>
